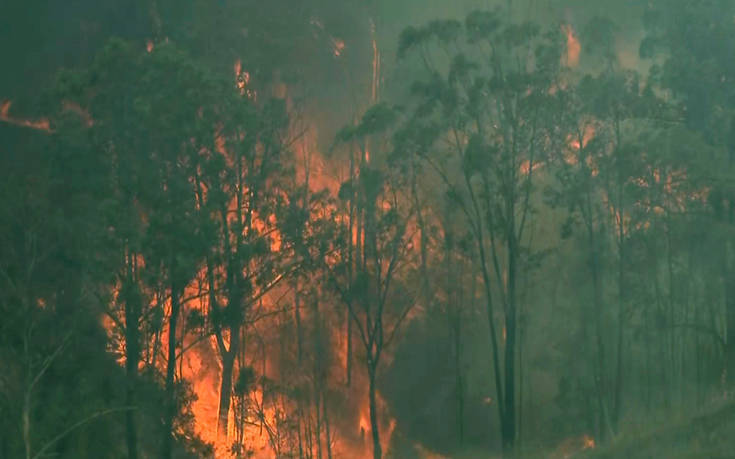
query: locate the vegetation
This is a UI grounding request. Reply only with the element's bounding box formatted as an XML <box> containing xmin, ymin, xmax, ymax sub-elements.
<box><xmin>2</xmin><ymin>1</ymin><xmax>735</xmax><ymax>458</ymax></box>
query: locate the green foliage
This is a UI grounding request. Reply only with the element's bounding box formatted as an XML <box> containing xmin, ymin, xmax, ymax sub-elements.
<box><xmin>581</xmin><ymin>16</ymin><xmax>619</xmax><ymax>63</ymax></box>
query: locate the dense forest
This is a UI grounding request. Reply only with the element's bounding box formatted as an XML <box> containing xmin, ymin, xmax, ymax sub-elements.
<box><xmin>3</xmin><ymin>1</ymin><xmax>735</xmax><ymax>458</ymax></box>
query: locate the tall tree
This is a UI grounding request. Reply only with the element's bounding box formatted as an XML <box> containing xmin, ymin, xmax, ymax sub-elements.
<box><xmin>397</xmin><ymin>10</ymin><xmax>565</xmax><ymax>451</ymax></box>
<box><xmin>642</xmin><ymin>0</ymin><xmax>735</xmax><ymax>388</ymax></box>
<box><xmin>196</xmin><ymin>90</ymin><xmax>294</xmax><ymax>441</ymax></box>
<box><xmin>330</xmin><ymin>104</ymin><xmax>417</xmax><ymax>459</ymax></box>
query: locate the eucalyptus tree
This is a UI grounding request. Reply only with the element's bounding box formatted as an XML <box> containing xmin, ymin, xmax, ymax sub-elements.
<box><xmin>549</xmin><ymin>15</ymin><xmax>674</xmax><ymax>435</ymax></box>
<box><xmin>396</xmin><ymin>10</ymin><xmax>566</xmax><ymax>451</ymax></box>
<box><xmin>0</xmin><ymin>111</ymin><xmax>124</xmax><ymax>459</ymax></box>
<box><xmin>194</xmin><ymin>89</ymin><xmax>297</xmax><ymax>440</ymax></box>
<box><xmin>642</xmin><ymin>0</ymin><xmax>735</xmax><ymax>388</ymax></box>
<box><xmin>56</xmin><ymin>39</ymin><xmax>221</xmax><ymax>458</ymax></box>
<box><xmin>329</xmin><ymin>104</ymin><xmax>418</xmax><ymax>459</ymax></box>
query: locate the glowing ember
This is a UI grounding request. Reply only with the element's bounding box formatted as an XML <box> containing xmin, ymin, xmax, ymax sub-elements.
<box><xmin>582</xmin><ymin>434</ymin><xmax>595</xmax><ymax>449</ymax></box>
<box><xmin>333</xmin><ymin>38</ymin><xmax>346</xmax><ymax>57</ymax></box>
<box><xmin>556</xmin><ymin>434</ymin><xmax>596</xmax><ymax>458</ymax></box>
<box><xmin>520</xmin><ymin>159</ymin><xmax>543</xmax><ymax>175</ymax></box>
<box><xmin>62</xmin><ymin>100</ymin><xmax>94</xmax><ymax>126</ymax></box>
<box><xmin>0</xmin><ymin>100</ymin><xmax>51</xmax><ymax>132</ymax></box>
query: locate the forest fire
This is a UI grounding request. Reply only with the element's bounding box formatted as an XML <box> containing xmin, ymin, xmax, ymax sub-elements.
<box><xmin>6</xmin><ymin>2</ymin><xmax>735</xmax><ymax>459</ymax></box>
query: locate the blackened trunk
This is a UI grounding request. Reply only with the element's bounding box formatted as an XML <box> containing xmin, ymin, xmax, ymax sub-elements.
<box><xmin>218</xmin><ymin>332</ymin><xmax>239</xmax><ymax>438</ymax></box>
<box><xmin>612</xmin><ymin>224</ymin><xmax>625</xmax><ymax>431</ymax></box>
<box><xmin>502</xmin><ymin>236</ymin><xmax>518</xmax><ymax>453</ymax></box>
<box><xmin>346</xmin><ymin>315</ymin><xmax>353</xmax><ymax>387</ymax></box>
<box><xmin>368</xmin><ymin>364</ymin><xmax>382</xmax><ymax>459</ymax></box>
<box><xmin>725</xmin><ymin>257</ymin><xmax>735</xmax><ymax>386</ymax></box>
<box><xmin>315</xmin><ymin>389</ymin><xmax>323</xmax><ymax>459</ymax></box>
<box><xmin>161</xmin><ymin>285</ymin><xmax>181</xmax><ymax>459</ymax></box>
<box><xmin>124</xmin><ymin>277</ymin><xmax>140</xmax><ymax>459</ymax></box>
<box><xmin>295</xmin><ymin>279</ymin><xmax>303</xmax><ymax>363</ymax></box>
<box><xmin>589</xmin><ymin>224</ymin><xmax>613</xmax><ymax>441</ymax></box>
<box><xmin>454</xmin><ymin>327</ymin><xmax>464</xmax><ymax>444</ymax></box>
<box><xmin>323</xmin><ymin>395</ymin><xmax>333</xmax><ymax>459</ymax></box>
<box><xmin>726</xmin><ymin>137</ymin><xmax>735</xmax><ymax>387</ymax></box>
<box><xmin>346</xmin><ymin>152</ymin><xmax>355</xmax><ymax>388</ymax></box>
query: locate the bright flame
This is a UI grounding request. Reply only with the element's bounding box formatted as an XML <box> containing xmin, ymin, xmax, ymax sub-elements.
<box><xmin>562</xmin><ymin>24</ymin><xmax>581</xmax><ymax>67</ymax></box>
<box><xmin>234</xmin><ymin>58</ymin><xmax>252</xmax><ymax>97</ymax></box>
<box><xmin>234</xmin><ymin>58</ymin><xmax>241</xmax><ymax>78</ymax></box>
<box><xmin>333</xmin><ymin>38</ymin><xmax>346</xmax><ymax>57</ymax></box>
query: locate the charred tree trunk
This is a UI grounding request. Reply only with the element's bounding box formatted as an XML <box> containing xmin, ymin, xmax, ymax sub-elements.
<box><xmin>724</xmin><ymin>245</ymin><xmax>735</xmax><ymax>387</ymax></box>
<box><xmin>346</xmin><ymin>315</ymin><xmax>353</xmax><ymax>387</ymax></box>
<box><xmin>161</xmin><ymin>281</ymin><xmax>181</xmax><ymax>459</ymax></box>
<box><xmin>465</xmin><ymin>173</ymin><xmax>507</xmax><ymax>451</ymax></box>
<box><xmin>123</xmin><ymin>259</ymin><xmax>141</xmax><ymax>459</ymax></box>
<box><xmin>368</xmin><ymin>362</ymin><xmax>382</xmax><ymax>459</ymax></box>
<box><xmin>295</xmin><ymin>279</ymin><xmax>303</xmax><ymax>363</ymax></box>
<box><xmin>218</xmin><ymin>329</ymin><xmax>240</xmax><ymax>438</ymax></box>
<box><xmin>315</xmin><ymin>389</ymin><xmax>322</xmax><ymax>459</ymax></box>
<box><xmin>323</xmin><ymin>395</ymin><xmax>333</xmax><ymax>459</ymax></box>
<box><xmin>346</xmin><ymin>152</ymin><xmax>356</xmax><ymax>388</ymax></box>
<box><xmin>725</xmin><ymin>192</ymin><xmax>735</xmax><ymax>387</ymax></box>
<box><xmin>449</xmin><ymin>235</ymin><xmax>465</xmax><ymax>445</ymax></box>
<box><xmin>502</xmin><ymin>234</ymin><xmax>518</xmax><ymax>453</ymax></box>
<box><xmin>612</xmin><ymin>170</ymin><xmax>626</xmax><ymax>432</ymax></box>
<box><xmin>589</xmin><ymin>225</ymin><xmax>613</xmax><ymax>440</ymax></box>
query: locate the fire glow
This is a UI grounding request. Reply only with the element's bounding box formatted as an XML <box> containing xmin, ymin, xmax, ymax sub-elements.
<box><xmin>563</xmin><ymin>24</ymin><xmax>581</xmax><ymax>67</ymax></box>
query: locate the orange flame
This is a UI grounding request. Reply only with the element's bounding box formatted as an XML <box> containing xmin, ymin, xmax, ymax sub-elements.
<box><xmin>562</xmin><ymin>25</ymin><xmax>581</xmax><ymax>67</ymax></box>
<box><xmin>333</xmin><ymin>38</ymin><xmax>346</xmax><ymax>57</ymax></box>
<box><xmin>0</xmin><ymin>100</ymin><xmax>51</xmax><ymax>132</ymax></box>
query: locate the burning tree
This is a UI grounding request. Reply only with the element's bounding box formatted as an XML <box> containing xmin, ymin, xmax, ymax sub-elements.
<box><xmin>55</xmin><ymin>39</ymin><xmax>223</xmax><ymax>458</ymax></box>
<box><xmin>194</xmin><ymin>89</ymin><xmax>295</xmax><ymax>443</ymax></box>
<box><xmin>328</xmin><ymin>104</ymin><xmax>417</xmax><ymax>459</ymax></box>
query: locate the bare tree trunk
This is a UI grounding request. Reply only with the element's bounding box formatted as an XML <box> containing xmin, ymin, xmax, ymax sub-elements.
<box><xmin>452</xmin><ymin>247</ymin><xmax>465</xmax><ymax>445</ymax></box>
<box><xmin>368</xmin><ymin>363</ymin><xmax>382</xmax><ymax>459</ymax></box>
<box><xmin>297</xmin><ymin>405</ymin><xmax>304</xmax><ymax>459</ymax></box>
<box><xmin>315</xmin><ymin>389</ymin><xmax>322</xmax><ymax>459</ymax></box>
<box><xmin>725</xmin><ymin>238</ymin><xmax>735</xmax><ymax>387</ymax></box>
<box><xmin>306</xmin><ymin>410</ymin><xmax>313</xmax><ymax>459</ymax></box>
<box><xmin>323</xmin><ymin>395</ymin><xmax>333</xmax><ymax>459</ymax></box>
<box><xmin>453</xmin><ymin>313</ymin><xmax>465</xmax><ymax>445</ymax></box>
<box><xmin>295</xmin><ymin>279</ymin><xmax>303</xmax><ymax>363</ymax></box>
<box><xmin>23</xmin><ymin>331</ymin><xmax>32</xmax><ymax>459</ymax></box>
<box><xmin>589</xmin><ymin>229</ymin><xmax>613</xmax><ymax>440</ymax></box>
<box><xmin>123</xmin><ymin>260</ymin><xmax>141</xmax><ymax>459</ymax></box>
<box><xmin>612</xmin><ymin>204</ymin><xmax>625</xmax><ymax>431</ymax></box>
<box><xmin>502</xmin><ymin>234</ymin><xmax>518</xmax><ymax>453</ymax></box>
<box><xmin>346</xmin><ymin>153</ymin><xmax>356</xmax><ymax>388</ymax></box>
<box><xmin>346</xmin><ymin>316</ymin><xmax>353</xmax><ymax>387</ymax></box>
<box><xmin>161</xmin><ymin>282</ymin><xmax>181</xmax><ymax>459</ymax></box>
<box><xmin>218</xmin><ymin>348</ymin><xmax>236</xmax><ymax>438</ymax></box>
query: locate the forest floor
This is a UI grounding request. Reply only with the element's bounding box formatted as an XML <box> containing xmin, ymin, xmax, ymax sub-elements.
<box><xmin>388</xmin><ymin>400</ymin><xmax>735</xmax><ymax>458</ymax></box>
<box><xmin>578</xmin><ymin>400</ymin><xmax>735</xmax><ymax>459</ymax></box>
